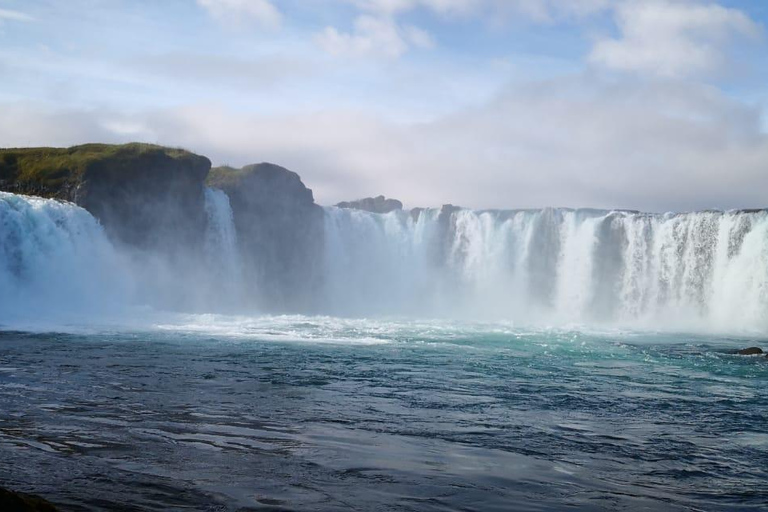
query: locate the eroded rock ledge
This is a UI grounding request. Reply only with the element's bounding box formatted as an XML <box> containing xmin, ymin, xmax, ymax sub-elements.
<box><xmin>336</xmin><ymin>195</ymin><xmax>403</xmax><ymax>214</ymax></box>
<box><xmin>0</xmin><ymin>143</ymin><xmax>211</xmax><ymax>250</ymax></box>
<box><xmin>207</xmin><ymin>162</ymin><xmax>324</xmax><ymax>311</ymax></box>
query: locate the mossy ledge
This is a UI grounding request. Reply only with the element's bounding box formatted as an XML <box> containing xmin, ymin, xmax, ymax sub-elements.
<box><xmin>0</xmin><ymin>143</ymin><xmax>212</xmax><ymax>249</ymax></box>
<box><xmin>0</xmin><ymin>143</ymin><xmax>209</xmax><ymax>200</ymax></box>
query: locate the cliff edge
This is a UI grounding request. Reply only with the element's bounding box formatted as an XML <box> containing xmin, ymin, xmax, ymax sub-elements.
<box><xmin>0</xmin><ymin>143</ymin><xmax>211</xmax><ymax>249</ymax></box>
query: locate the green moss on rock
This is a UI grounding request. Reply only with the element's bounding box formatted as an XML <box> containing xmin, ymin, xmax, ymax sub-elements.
<box><xmin>0</xmin><ymin>143</ymin><xmax>209</xmax><ymax>199</ymax></box>
<box><xmin>0</xmin><ymin>143</ymin><xmax>212</xmax><ymax>249</ymax></box>
<box><xmin>206</xmin><ymin>163</ymin><xmax>323</xmax><ymax>312</ymax></box>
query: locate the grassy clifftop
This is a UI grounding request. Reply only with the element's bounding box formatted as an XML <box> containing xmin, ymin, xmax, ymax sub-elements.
<box><xmin>206</xmin><ymin>165</ymin><xmax>243</xmax><ymax>189</ymax></box>
<box><xmin>0</xmin><ymin>143</ymin><xmax>210</xmax><ymax>199</ymax></box>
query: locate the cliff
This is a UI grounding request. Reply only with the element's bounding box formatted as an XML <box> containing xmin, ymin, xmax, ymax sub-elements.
<box><xmin>0</xmin><ymin>143</ymin><xmax>211</xmax><ymax>249</ymax></box>
<box><xmin>336</xmin><ymin>195</ymin><xmax>403</xmax><ymax>214</ymax></box>
<box><xmin>208</xmin><ymin>163</ymin><xmax>324</xmax><ymax>311</ymax></box>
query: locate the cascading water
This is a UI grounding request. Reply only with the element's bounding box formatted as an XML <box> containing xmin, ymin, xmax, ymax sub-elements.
<box><xmin>1</xmin><ymin>189</ymin><xmax>766</xmax><ymax>333</ymax></box>
<box><xmin>323</xmin><ymin>206</ymin><xmax>768</xmax><ymax>333</ymax></box>
<box><xmin>0</xmin><ymin>189</ymin><xmax>247</xmax><ymax>324</ymax></box>
<box><xmin>203</xmin><ymin>187</ymin><xmax>245</xmax><ymax>307</ymax></box>
<box><xmin>0</xmin><ymin>191</ymin><xmax>131</xmax><ymax>323</ymax></box>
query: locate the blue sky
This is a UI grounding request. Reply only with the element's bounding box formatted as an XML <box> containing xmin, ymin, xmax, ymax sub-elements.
<box><xmin>0</xmin><ymin>0</ymin><xmax>767</xmax><ymax>210</ymax></box>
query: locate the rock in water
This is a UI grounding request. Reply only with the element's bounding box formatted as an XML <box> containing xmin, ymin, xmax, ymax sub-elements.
<box><xmin>737</xmin><ymin>347</ymin><xmax>763</xmax><ymax>355</ymax></box>
<box><xmin>336</xmin><ymin>195</ymin><xmax>403</xmax><ymax>214</ymax></box>
<box><xmin>0</xmin><ymin>487</ymin><xmax>58</xmax><ymax>511</ymax></box>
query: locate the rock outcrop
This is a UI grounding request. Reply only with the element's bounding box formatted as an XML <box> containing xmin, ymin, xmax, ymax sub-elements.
<box><xmin>0</xmin><ymin>143</ymin><xmax>211</xmax><ymax>250</ymax></box>
<box><xmin>336</xmin><ymin>195</ymin><xmax>403</xmax><ymax>214</ymax></box>
<box><xmin>207</xmin><ymin>163</ymin><xmax>324</xmax><ymax>311</ymax></box>
<box><xmin>737</xmin><ymin>347</ymin><xmax>763</xmax><ymax>355</ymax></box>
<box><xmin>0</xmin><ymin>487</ymin><xmax>58</xmax><ymax>512</ymax></box>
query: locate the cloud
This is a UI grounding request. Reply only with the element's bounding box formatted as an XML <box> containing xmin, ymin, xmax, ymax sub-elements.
<box><xmin>344</xmin><ymin>0</ymin><xmax>613</xmax><ymax>21</ymax></box>
<box><xmin>0</xmin><ymin>8</ymin><xmax>34</xmax><ymax>23</ymax></box>
<box><xmin>3</xmin><ymin>73</ymin><xmax>766</xmax><ymax>212</ymax></box>
<box><xmin>1</xmin><ymin>0</ymin><xmax>766</xmax><ymax>213</ymax></box>
<box><xmin>590</xmin><ymin>0</ymin><xmax>763</xmax><ymax>78</ymax></box>
<box><xmin>197</xmin><ymin>0</ymin><xmax>281</xmax><ymax>29</ymax></box>
<box><xmin>0</xmin><ymin>104</ymin><xmax>142</xmax><ymax>148</ymax></box>
<box><xmin>318</xmin><ymin>0</ymin><xmax>613</xmax><ymax>58</ymax></box>
<box><xmin>316</xmin><ymin>15</ymin><xmax>434</xmax><ymax>58</ymax></box>
<box><xmin>130</xmin><ymin>52</ymin><xmax>317</xmax><ymax>91</ymax></box>
<box><xmin>482</xmin><ymin>0</ymin><xmax>613</xmax><ymax>23</ymax></box>
<box><xmin>345</xmin><ymin>0</ymin><xmax>611</xmax><ymax>19</ymax></box>
<box><xmin>346</xmin><ymin>0</ymin><xmax>479</xmax><ymax>16</ymax></box>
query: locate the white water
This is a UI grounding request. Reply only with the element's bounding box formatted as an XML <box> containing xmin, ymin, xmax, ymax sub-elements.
<box><xmin>1</xmin><ymin>190</ymin><xmax>767</xmax><ymax>334</ymax></box>
<box><xmin>0</xmin><ymin>188</ymin><xmax>245</xmax><ymax>324</ymax></box>
<box><xmin>323</xmin><ymin>207</ymin><xmax>768</xmax><ymax>333</ymax></box>
<box><xmin>204</xmin><ymin>187</ymin><xmax>244</xmax><ymax>306</ymax></box>
<box><xmin>0</xmin><ymin>191</ymin><xmax>131</xmax><ymax>323</ymax></box>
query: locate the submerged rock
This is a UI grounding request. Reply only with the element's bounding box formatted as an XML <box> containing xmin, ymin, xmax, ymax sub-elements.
<box><xmin>737</xmin><ymin>347</ymin><xmax>763</xmax><ymax>355</ymax></box>
<box><xmin>337</xmin><ymin>195</ymin><xmax>403</xmax><ymax>214</ymax></box>
<box><xmin>0</xmin><ymin>487</ymin><xmax>58</xmax><ymax>511</ymax></box>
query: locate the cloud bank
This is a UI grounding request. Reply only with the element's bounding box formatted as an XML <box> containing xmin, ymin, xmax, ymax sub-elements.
<box><xmin>0</xmin><ymin>0</ymin><xmax>766</xmax><ymax>212</ymax></box>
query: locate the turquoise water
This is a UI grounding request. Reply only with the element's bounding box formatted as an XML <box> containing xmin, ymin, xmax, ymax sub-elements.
<box><xmin>1</xmin><ymin>317</ymin><xmax>767</xmax><ymax>511</ymax></box>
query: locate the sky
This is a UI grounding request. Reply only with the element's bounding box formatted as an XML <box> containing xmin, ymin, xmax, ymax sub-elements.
<box><xmin>0</xmin><ymin>0</ymin><xmax>767</xmax><ymax>211</ymax></box>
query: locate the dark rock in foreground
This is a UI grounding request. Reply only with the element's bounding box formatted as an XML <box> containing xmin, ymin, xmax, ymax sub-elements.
<box><xmin>337</xmin><ymin>195</ymin><xmax>403</xmax><ymax>214</ymax></box>
<box><xmin>0</xmin><ymin>487</ymin><xmax>58</xmax><ymax>512</ymax></box>
<box><xmin>737</xmin><ymin>347</ymin><xmax>763</xmax><ymax>355</ymax></box>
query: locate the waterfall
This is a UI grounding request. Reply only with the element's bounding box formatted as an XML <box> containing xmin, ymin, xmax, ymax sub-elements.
<box><xmin>0</xmin><ymin>192</ymin><xmax>131</xmax><ymax>323</ymax></box>
<box><xmin>0</xmin><ymin>189</ymin><xmax>246</xmax><ymax>324</ymax></box>
<box><xmin>322</xmin><ymin>207</ymin><xmax>768</xmax><ymax>332</ymax></box>
<box><xmin>204</xmin><ymin>187</ymin><xmax>244</xmax><ymax>306</ymax></box>
<box><xmin>1</xmin><ymin>189</ymin><xmax>766</xmax><ymax>334</ymax></box>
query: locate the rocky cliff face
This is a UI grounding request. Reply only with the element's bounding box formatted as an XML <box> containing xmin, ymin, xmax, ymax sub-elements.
<box><xmin>0</xmin><ymin>143</ymin><xmax>211</xmax><ymax>251</ymax></box>
<box><xmin>336</xmin><ymin>195</ymin><xmax>403</xmax><ymax>214</ymax></box>
<box><xmin>0</xmin><ymin>144</ymin><xmax>329</xmax><ymax>314</ymax></box>
<box><xmin>207</xmin><ymin>163</ymin><xmax>324</xmax><ymax>312</ymax></box>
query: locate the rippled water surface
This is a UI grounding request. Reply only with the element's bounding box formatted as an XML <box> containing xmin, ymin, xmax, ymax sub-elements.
<box><xmin>1</xmin><ymin>316</ymin><xmax>767</xmax><ymax>511</ymax></box>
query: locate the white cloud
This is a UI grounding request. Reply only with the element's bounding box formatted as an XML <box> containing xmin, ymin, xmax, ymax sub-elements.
<box><xmin>487</xmin><ymin>0</ymin><xmax>613</xmax><ymax>23</ymax></box>
<box><xmin>0</xmin><ymin>8</ymin><xmax>34</xmax><ymax>22</ymax></box>
<box><xmin>590</xmin><ymin>0</ymin><xmax>763</xmax><ymax>78</ymax></box>
<box><xmin>1</xmin><ymin>0</ymin><xmax>766</xmax><ymax>213</ymax></box>
<box><xmin>130</xmin><ymin>52</ymin><xmax>317</xmax><ymax>91</ymax></box>
<box><xmin>3</xmin><ymin>73</ymin><xmax>766</xmax><ymax>212</ymax></box>
<box><xmin>347</xmin><ymin>0</ymin><xmax>479</xmax><ymax>16</ymax></box>
<box><xmin>319</xmin><ymin>0</ymin><xmax>613</xmax><ymax>58</ymax></box>
<box><xmin>197</xmin><ymin>0</ymin><xmax>281</xmax><ymax>29</ymax></box>
<box><xmin>345</xmin><ymin>0</ymin><xmax>612</xmax><ymax>20</ymax></box>
<box><xmin>317</xmin><ymin>15</ymin><xmax>434</xmax><ymax>58</ymax></box>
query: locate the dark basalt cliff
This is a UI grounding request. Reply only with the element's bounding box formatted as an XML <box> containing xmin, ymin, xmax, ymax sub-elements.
<box><xmin>337</xmin><ymin>195</ymin><xmax>403</xmax><ymax>214</ymax></box>
<box><xmin>208</xmin><ymin>163</ymin><xmax>324</xmax><ymax>311</ymax></box>
<box><xmin>0</xmin><ymin>143</ymin><xmax>327</xmax><ymax>312</ymax></box>
<box><xmin>0</xmin><ymin>143</ymin><xmax>211</xmax><ymax>250</ymax></box>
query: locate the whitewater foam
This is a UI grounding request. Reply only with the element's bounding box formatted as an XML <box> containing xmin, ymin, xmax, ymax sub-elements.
<box><xmin>2</xmin><ymin>191</ymin><xmax>767</xmax><ymax>334</ymax></box>
<box><xmin>0</xmin><ymin>191</ymin><xmax>131</xmax><ymax>321</ymax></box>
<box><xmin>323</xmin><ymin>206</ymin><xmax>768</xmax><ymax>333</ymax></box>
